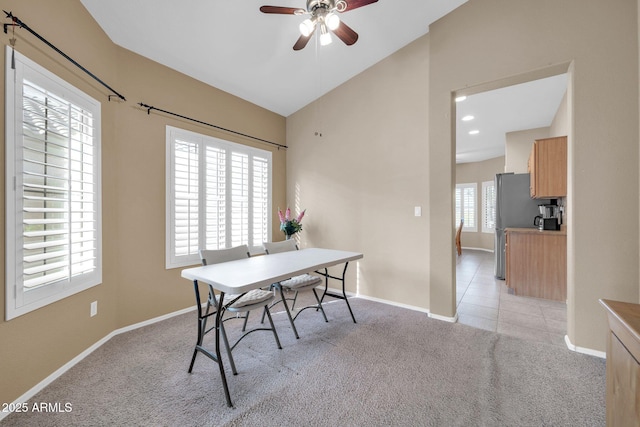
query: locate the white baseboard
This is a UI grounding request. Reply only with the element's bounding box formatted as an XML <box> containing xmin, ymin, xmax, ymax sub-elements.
<box><xmin>428</xmin><ymin>311</ymin><xmax>459</xmax><ymax>322</ymax></box>
<box><xmin>564</xmin><ymin>335</ymin><xmax>606</xmax><ymax>359</ymax></box>
<box><xmin>461</xmin><ymin>246</ymin><xmax>494</xmax><ymax>253</ymax></box>
<box><xmin>330</xmin><ymin>286</ymin><xmax>454</xmax><ymax>321</ymax></box>
<box><xmin>354</xmin><ymin>293</ymin><xmax>430</xmax><ymax>314</ymax></box>
<box><xmin>0</xmin><ymin>305</ymin><xmax>197</xmax><ymax>422</ymax></box>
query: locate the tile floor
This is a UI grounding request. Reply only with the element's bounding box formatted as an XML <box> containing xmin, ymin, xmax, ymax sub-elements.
<box><xmin>456</xmin><ymin>249</ymin><xmax>567</xmax><ymax>347</ymax></box>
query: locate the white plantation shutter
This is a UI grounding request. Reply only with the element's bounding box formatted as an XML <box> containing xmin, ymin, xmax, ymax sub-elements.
<box><xmin>166</xmin><ymin>126</ymin><xmax>272</xmax><ymax>268</ymax></box>
<box><xmin>173</xmin><ymin>140</ymin><xmax>199</xmax><ymax>257</ymax></box>
<box><xmin>482</xmin><ymin>180</ymin><xmax>496</xmax><ymax>233</ymax></box>
<box><xmin>6</xmin><ymin>48</ymin><xmax>102</xmax><ymax>320</ymax></box>
<box><xmin>455</xmin><ymin>183</ymin><xmax>477</xmax><ymax>232</ymax></box>
<box><xmin>252</xmin><ymin>156</ymin><xmax>269</xmax><ymax>247</ymax></box>
<box><xmin>230</xmin><ymin>152</ymin><xmax>249</xmax><ymax>248</ymax></box>
<box><xmin>205</xmin><ymin>146</ymin><xmax>226</xmax><ymax>249</ymax></box>
<box><xmin>462</xmin><ymin>186</ymin><xmax>476</xmax><ymax>229</ymax></box>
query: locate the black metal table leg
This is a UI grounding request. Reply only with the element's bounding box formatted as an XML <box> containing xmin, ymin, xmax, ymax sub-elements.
<box><xmin>318</xmin><ymin>262</ymin><xmax>357</xmax><ymax>323</ymax></box>
<box><xmin>214</xmin><ymin>290</ymin><xmax>233</xmax><ymax>407</ymax></box>
<box><xmin>189</xmin><ymin>280</ymin><xmax>204</xmax><ymax>373</ymax></box>
<box><xmin>188</xmin><ymin>280</ymin><xmax>234</xmax><ymax>407</ymax></box>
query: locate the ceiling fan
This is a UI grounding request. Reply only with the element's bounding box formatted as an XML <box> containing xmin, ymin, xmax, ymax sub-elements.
<box><xmin>260</xmin><ymin>0</ymin><xmax>379</xmax><ymax>51</ymax></box>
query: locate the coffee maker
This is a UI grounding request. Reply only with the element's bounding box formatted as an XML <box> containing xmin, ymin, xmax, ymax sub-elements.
<box><xmin>534</xmin><ymin>200</ymin><xmax>561</xmax><ymax>230</ymax></box>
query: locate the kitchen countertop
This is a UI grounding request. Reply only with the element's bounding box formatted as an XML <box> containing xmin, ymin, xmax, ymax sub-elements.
<box><xmin>505</xmin><ymin>227</ymin><xmax>566</xmax><ymax>236</ymax></box>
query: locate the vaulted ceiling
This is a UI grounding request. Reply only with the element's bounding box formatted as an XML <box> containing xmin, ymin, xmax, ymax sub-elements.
<box><xmin>81</xmin><ymin>0</ymin><xmax>567</xmax><ymax>162</ymax></box>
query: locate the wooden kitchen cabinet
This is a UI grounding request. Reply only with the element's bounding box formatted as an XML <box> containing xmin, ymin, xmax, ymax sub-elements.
<box><xmin>505</xmin><ymin>228</ymin><xmax>566</xmax><ymax>301</ymax></box>
<box><xmin>528</xmin><ymin>136</ymin><xmax>567</xmax><ymax>198</ymax></box>
<box><xmin>599</xmin><ymin>299</ymin><xmax>640</xmax><ymax>427</ymax></box>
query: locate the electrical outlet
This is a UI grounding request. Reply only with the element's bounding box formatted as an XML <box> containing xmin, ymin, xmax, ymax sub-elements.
<box><xmin>90</xmin><ymin>301</ymin><xmax>98</xmax><ymax>317</ymax></box>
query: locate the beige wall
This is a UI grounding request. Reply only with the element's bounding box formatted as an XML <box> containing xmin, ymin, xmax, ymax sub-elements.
<box><xmin>287</xmin><ymin>36</ymin><xmax>430</xmax><ymax>310</ymax></box>
<box><xmin>0</xmin><ymin>0</ymin><xmax>286</xmax><ymax>405</ymax></box>
<box><xmin>429</xmin><ymin>0</ymin><xmax>639</xmax><ymax>350</ymax></box>
<box><xmin>456</xmin><ymin>156</ymin><xmax>505</xmax><ymax>251</ymax></box>
<box><xmin>550</xmin><ymin>90</ymin><xmax>569</xmax><ymax>137</ymax></box>
<box><xmin>505</xmin><ymin>127</ymin><xmax>550</xmax><ymax>173</ymax></box>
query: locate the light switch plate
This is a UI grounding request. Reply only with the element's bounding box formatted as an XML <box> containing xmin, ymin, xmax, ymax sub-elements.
<box><xmin>414</xmin><ymin>206</ymin><xmax>422</xmax><ymax>217</ymax></box>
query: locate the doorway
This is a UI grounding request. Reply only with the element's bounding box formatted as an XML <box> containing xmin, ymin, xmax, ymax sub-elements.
<box><xmin>453</xmin><ymin>71</ymin><xmax>569</xmax><ymax>346</ymax></box>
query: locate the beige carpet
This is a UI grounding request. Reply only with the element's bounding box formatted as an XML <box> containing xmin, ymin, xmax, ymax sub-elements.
<box><xmin>1</xmin><ymin>297</ymin><xmax>605</xmax><ymax>426</ymax></box>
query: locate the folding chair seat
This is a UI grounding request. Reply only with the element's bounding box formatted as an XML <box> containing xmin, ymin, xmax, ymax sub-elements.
<box><xmin>262</xmin><ymin>240</ymin><xmax>328</xmax><ymax>339</ymax></box>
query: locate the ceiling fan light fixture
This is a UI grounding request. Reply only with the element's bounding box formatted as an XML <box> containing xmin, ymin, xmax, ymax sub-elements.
<box><xmin>320</xmin><ymin>24</ymin><xmax>332</xmax><ymax>45</ymax></box>
<box><xmin>300</xmin><ymin>18</ymin><xmax>315</xmax><ymax>36</ymax></box>
<box><xmin>260</xmin><ymin>0</ymin><xmax>377</xmax><ymax>50</ymax></box>
<box><xmin>326</xmin><ymin>12</ymin><xmax>340</xmax><ymax>30</ymax></box>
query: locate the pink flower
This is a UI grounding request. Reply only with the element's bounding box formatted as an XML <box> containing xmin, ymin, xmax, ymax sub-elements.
<box><xmin>296</xmin><ymin>209</ymin><xmax>306</xmax><ymax>223</ymax></box>
<box><xmin>278</xmin><ymin>209</ymin><xmax>285</xmax><ymax>223</ymax></box>
<box><xmin>285</xmin><ymin>207</ymin><xmax>291</xmax><ymax>221</ymax></box>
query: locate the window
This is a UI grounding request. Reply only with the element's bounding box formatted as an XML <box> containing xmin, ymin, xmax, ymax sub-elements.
<box><xmin>455</xmin><ymin>183</ymin><xmax>477</xmax><ymax>232</ymax></box>
<box><xmin>166</xmin><ymin>126</ymin><xmax>272</xmax><ymax>268</ymax></box>
<box><xmin>6</xmin><ymin>48</ymin><xmax>102</xmax><ymax>320</ymax></box>
<box><xmin>482</xmin><ymin>180</ymin><xmax>496</xmax><ymax>233</ymax></box>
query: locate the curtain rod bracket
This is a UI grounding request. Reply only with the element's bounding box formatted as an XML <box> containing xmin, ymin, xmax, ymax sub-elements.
<box><xmin>3</xmin><ymin>22</ymin><xmax>16</xmax><ymax>34</ymax></box>
<box><xmin>3</xmin><ymin>11</ymin><xmax>20</xmax><ymax>34</ymax></box>
<box><xmin>138</xmin><ymin>103</ymin><xmax>154</xmax><ymax>115</ymax></box>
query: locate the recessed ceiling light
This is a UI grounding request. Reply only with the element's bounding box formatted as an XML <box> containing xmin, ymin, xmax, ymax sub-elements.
<box><xmin>469</xmin><ymin>130</ymin><xmax>480</xmax><ymax>135</ymax></box>
<box><xmin>455</xmin><ymin>96</ymin><xmax>467</xmax><ymax>102</ymax></box>
<box><xmin>462</xmin><ymin>115</ymin><xmax>474</xmax><ymax>121</ymax></box>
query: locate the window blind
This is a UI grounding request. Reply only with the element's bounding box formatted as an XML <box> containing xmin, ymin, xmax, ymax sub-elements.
<box><xmin>6</xmin><ymin>47</ymin><xmax>102</xmax><ymax>320</ymax></box>
<box><xmin>482</xmin><ymin>181</ymin><xmax>496</xmax><ymax>233</ymax></box>
<box><xmin>230</xmin><ymin>152</ymin><xmax>249</xmax><ymax>248</ymax></box>
<box><xmin>455</xmin><ymin>183</ymin><xmax>477</xmax><ymax>232</ymax></box>
<box><xmin>173</xmin><ymin>140</ymin><xmax>199</xmax><ymax>257</ymax></box>
<box><xmin>252</xmin><ymin>156</ymin><xmax>269</xmax><ymax>247</ymax></box>
<box><xmin>21</xmin><ymin>79</ymin><xmax>98</xmax><ymax>290</ymax></box>
<box><xmin>166</xmin><ymin>126</ymin><xmax>272</xmax><ymax>268</ymax></box>
<box><xmin>205</xmin><ymin>145</ymin><xmax>226</xmax><ymax>250</ymax></box>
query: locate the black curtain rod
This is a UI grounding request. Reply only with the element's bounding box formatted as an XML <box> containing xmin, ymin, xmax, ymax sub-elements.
<box><xmin>3</xmin><ymin>10</ymin><xmax>126</xmax><ymax>102</ymax></box>
<box><xmin>138</xmin><ymin>103</ymin><xmax>288</xmax><ymax>150</ymax></box>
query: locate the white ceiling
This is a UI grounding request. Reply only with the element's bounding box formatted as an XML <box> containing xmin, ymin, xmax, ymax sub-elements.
<box><xmin>456</xmin><ymin>74</ymin><xmax>568</xmax><ymax>164</ymax></box>
<box><xmin>80</xmin><ymin>0</ymin><xmax>467</xmax><ymax>117</ymax></box>
<box><xmin>80</xmin><ymin>0</ymin><xmax>567</xmax><ymax>163</ymax></box>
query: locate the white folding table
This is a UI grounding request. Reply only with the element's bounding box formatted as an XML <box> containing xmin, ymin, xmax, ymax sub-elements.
<box><xmin>181</xmin><ymin>247</ymin><xmax>363</xmax><ymax>407</ymax></box>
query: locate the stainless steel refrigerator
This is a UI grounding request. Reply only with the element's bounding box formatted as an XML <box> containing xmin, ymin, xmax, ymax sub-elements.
<box><xmin>494</xmin><ymin>173</ymin><xmax>549</xmax><ymax>279</ymax></box>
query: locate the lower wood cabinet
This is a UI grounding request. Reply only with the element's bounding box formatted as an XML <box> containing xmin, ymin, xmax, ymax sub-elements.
<box><xmin>600</xmin><ymin>299</ymin><xmax>640</xmax><ymax>426</ymax></box>
<box><xmin>505</xmin><ymin>228</ymin><xmax>566</xmax><ymax>301</ymax></box>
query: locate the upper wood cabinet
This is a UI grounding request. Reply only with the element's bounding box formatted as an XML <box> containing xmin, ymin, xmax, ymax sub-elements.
<box><xmin>528</xmin><ymin>136</ymin><xmax>567</xmax><ymax>198</ymax></box>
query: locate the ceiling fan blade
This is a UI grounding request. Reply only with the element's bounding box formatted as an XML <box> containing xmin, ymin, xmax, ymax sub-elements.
<box><xmin>293</xmin><ymin>33</ymin><xmax>313</xmax><ymax>51</ymax></box>
<box><xmin>332</xmin><ymin>21</ymin><xmax>358</xmax><ymax>46</ymax></box>
<box><xmin>260</xmin><ymin>5</ymin><xmax>301</xmax><ymax>14</ymax></box>
<box><xmin>343</xmin><ymin>0</ymin><xmax>379</xmax><ymax>12</ymax></box>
